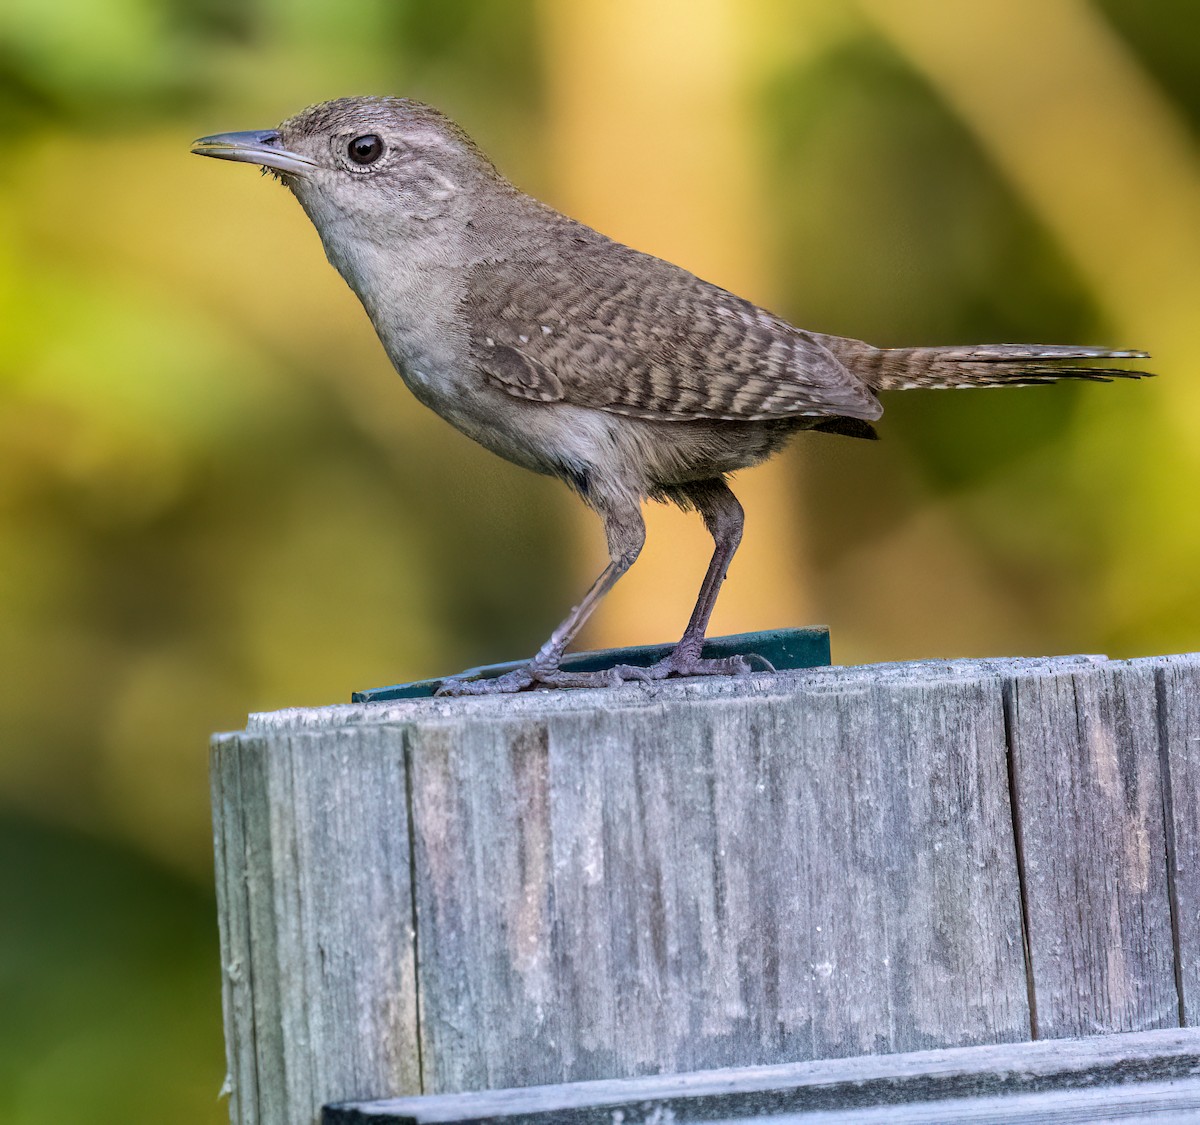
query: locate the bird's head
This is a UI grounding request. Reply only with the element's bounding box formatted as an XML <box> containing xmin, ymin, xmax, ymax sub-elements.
<box><xmin>191</xmin><ymin>96</ymin><xmax>503</xmax><ymax>242</ymax></box>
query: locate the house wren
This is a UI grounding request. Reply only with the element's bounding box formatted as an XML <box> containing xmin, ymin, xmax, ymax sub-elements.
<box><xmin>192</xmin><ymin>97</ymin><xmax>1149</xmax><ymax>694</ymax></box>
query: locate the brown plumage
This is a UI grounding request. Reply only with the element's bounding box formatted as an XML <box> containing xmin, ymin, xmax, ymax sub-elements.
<box><xmin>192</xmin><ymin>97</ymin><xmax>1151</xmax><ymax>694</ymax></box>
<box><xmin>843</xmin><ymin>341</ymin><xmax>1148</xmax><ymax>391</ymax></box>
<box><xmin>467</xmin><ymin>251</ymin><xmax>883</xmax><ymax>423</ymax></box>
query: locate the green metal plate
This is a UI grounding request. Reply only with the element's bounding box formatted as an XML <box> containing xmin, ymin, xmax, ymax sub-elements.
<box><xmin>351</xmin><ymin>626</ymin><xmax>831</xmax><ymax>703</ymax></box>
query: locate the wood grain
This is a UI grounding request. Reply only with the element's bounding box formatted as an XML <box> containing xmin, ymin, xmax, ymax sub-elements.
<box><xmin>399</xmin><ymin>671</ymin><xmax>1028</xmax><ymax>1093</ymax></box>
<box><xmin>210</xmin><ymin>653</ymin><xmax>1200</xmax><ymax>1124</ymax></box>
<box><xmin>1004</xmin><ymin>661</ymin><xmax>1178</xmax><ymax>1038</ymax></box>
<box><xmin>211</xmin><ymin>725</ymin><xmax>420</xmax><ymax>1125</ymax></box>
<box><xmin>1154</xmin><ymin>655</ymin><xmax>1200</xmax><ymax>1025</ymax></box>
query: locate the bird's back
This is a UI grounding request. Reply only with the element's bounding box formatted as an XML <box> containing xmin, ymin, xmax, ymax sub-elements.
<box><xmin>462</xmin><ymin>198</ymin><xmax>884</xmax><ymax>428</ymax></box>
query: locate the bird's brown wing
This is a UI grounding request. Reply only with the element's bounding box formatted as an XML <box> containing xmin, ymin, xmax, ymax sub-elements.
<box><xmin>464</xmin><ymin>245</ymin><xmax>882</xmax><ymax>423</ymax></box>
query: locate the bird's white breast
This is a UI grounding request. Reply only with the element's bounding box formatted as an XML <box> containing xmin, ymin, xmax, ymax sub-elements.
<box><xmin>313</xmin><ymin>215</ymin><xmax>474</xmax><ymax>411</ymax></box>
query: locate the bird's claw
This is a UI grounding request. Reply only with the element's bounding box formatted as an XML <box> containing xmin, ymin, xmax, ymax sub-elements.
<box><xmin>743</xmin><ymin>652</ymin><xmax>777</xmax><ymax>673</ymax></box>
<box><xmin>617</xmin><ymin>650</ymin><xmax>770</xmax><ymax>681</ymax></box>
<box><xmin>435</xmin><ymin>663</ymin><xmax>620</xmax><ymax>696</ymax></box>
<box><xmin>435</xmin><ymin>667</ymin><xmax>535</xmax><ymax>696</ymax></box>
<box><xmin>435</xmin><ymin>648</ymin><xmax>773</xmax><ymax>696</ymax></box>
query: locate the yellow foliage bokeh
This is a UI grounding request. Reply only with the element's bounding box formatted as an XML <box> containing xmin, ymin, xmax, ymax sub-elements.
<box><xmin>0</xmin><ymin>1</ymin><xmax>1195</xmax><ymax>1119</ymax></box>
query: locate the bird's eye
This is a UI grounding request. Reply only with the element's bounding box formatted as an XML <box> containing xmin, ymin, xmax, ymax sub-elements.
<box><xmin>347</xmin><ymin>134</ymin><xmax>384</xmax><ymax>165</ymax></box>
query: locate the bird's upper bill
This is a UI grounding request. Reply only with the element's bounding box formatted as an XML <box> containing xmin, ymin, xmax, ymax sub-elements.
<box><xmin>190</xmin><ymin>130</ymin><xmax>316</xmax><ymax>176</ymax></box>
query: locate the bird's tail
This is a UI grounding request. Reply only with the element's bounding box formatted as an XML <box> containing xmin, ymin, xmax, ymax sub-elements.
<box><xmin>845</xmin><ymin>343</ymin><xmax>1151</xmax><ymax>392</ymax></box>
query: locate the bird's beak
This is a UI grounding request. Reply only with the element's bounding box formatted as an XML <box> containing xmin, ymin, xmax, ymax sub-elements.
<box><xmin>190</xmin><ymin>130</ymin><xmax>317</xmax><ymax>176</ymax></box>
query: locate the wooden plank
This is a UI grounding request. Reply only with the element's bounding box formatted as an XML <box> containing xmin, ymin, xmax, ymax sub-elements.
<box><xmin>211</xmin><ymin>653</ymin><xmax>1200</xmax><ymax>1122</ymax></box>
<box><xmin>211</xmin><ymin>725</ymin><xmax>421</xmax><ymax>1125</ymax></box>
<box><xmin>1004</xmin><ymin>661</ymin><xmax>1178</xmax><ymax>1038</ymax></box>
<box><xmin>324</xmin><ymin>1026</ymin><xmax>1200</xmax><ymax>1124</ymax></box>
<box><xmin>1154</xmin><ymin>654</ymin><xmax>1200</xmax><ymax>1024</ymax></box>
<box><xmin>211</xmin><ymin>734</ymin><xmax>269</xmax><ymax>1125</ymax></box>
<box><xmin>403</xmin><ymin>667</ymin><xmax>1028</xmax><ymax>1092</ymax></box>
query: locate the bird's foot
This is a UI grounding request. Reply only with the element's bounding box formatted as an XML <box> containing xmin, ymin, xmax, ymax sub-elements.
<box><xmin>611</xmin><ymin>648</ymin><xmax>775</xmax><ymax>682</ymax></box>
<box><xmin>435</xmin><ymin>667</ymin><xmax>535</xmax><ymax>696</ymax></box>
<box><xmin>435</xmin><ymin>649</ymin><xmax>774</xmax><ymax>696</ymax></box>
<box><xmin>435</xmin><ymin>662</ymin><xmax>630</xmax><ymax>696</ymax></box>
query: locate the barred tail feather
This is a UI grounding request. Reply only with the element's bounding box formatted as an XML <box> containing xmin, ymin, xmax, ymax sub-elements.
<box><xmin>857</xmin><ymin>344</ymin><xmax>1152</xmax><ymax>392</ymax></box>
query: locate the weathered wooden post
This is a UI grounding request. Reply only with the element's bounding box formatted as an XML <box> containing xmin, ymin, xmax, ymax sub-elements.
<box><xmin>211</xmin><ymin>649</ymin><xmax>1200</xmax><ymax>1124</ymax></box>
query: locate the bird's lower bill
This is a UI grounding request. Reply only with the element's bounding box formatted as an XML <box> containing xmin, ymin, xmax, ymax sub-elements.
<box><xmin>190</xmin><ymin>130</ymin><xmax>316</xmax><ymax>176</ymax></box>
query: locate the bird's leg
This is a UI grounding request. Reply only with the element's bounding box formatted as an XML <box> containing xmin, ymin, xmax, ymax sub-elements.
<box><xmin>437</xmin><ymin>502</ymin><xmax>645</xmax><ymax>695</ymax></box>
<box><xmin>613</xmin><ymin>479</ymin><xmax>765</xmax><ymax>681</ymax></box>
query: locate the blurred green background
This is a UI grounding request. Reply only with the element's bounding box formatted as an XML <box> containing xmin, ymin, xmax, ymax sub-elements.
<box><xmin>1</xmin><ymin>0</ymin><xmax>1197</xmax><ymax>1120</ymax></box>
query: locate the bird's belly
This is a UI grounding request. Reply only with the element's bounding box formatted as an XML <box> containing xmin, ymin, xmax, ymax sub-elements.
<box><xmin>618</xmin><ymin>416</ymin><xmax>803</xmax><ymax>489</ymax></box>
<box><xmin>375</xmin><ymin>322</ymin><xmax>478</xmax><ymax>424</ymax></box>
<box><xmin>389</xmin><ymin>341</ymin><xmax>575</xmax><ymax>477</ymax></box>
<box><xmin>396</xmin><ymin>363</ymin><xmax>805</xmax><ymax>501</ymax></box>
